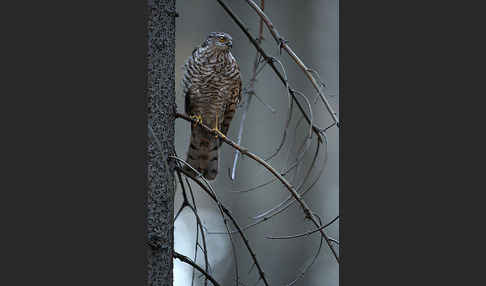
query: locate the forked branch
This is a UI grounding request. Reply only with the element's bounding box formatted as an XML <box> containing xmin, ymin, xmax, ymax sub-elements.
<box><xmin>215</xmin><ymin>0</ymin><xmax>326</xmax><ymax>141</ymax></box>
<box><xmin>244</xmin><ymin>0</ymin><xmax>339</xmax><ymax>127</ymax></box>
<box><xmin>176</xmin><ymin>112</ymin><xmax>339</xmax><ymax>263</ymax></box>
<box><xmin>177</xmin><ymin>166</ymin><xmax>270</xmax><ymax>286</ymax></box>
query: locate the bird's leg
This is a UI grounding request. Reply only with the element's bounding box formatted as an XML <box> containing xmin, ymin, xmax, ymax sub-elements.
<box><xmin>190</xmin><ymin>114</ymin><xmax>203</xmax><ymax>126</ymax></box>
<box><xmin>211</xmin><ymin>113</ymin><xmax>226</xmax><ymax>139</ymax></box>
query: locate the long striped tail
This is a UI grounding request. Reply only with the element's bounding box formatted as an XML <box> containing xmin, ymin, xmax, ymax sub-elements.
<box><xmin>184</xmin><ymin>125</ymin><xmax>219</xmax><ymax>180</ymax></box>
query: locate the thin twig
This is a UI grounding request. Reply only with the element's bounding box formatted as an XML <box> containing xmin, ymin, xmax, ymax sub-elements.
<box><xmin>266</xmin><ymin>215</ymin><xmax>339</xmax><ymax>240</ymax></box>
<box><xmin>244</xmin><ymin>0</ymin><xmax>339</xmax><ymax>127</ymax></box>
<box><xmin>171</xmin><ymin>157</ymin><xmax>240</xmax><ymax>286</ymax></box>
<box><xmin>248</xmin><ymin>132</ymin><xmax>329</xmax><ymax>226</ymax></box>
<box><xmin>210</xmin><ymin>131</ymin><xmax>329</xmax><ymax>235</ymax></box>
<box><xmin>230</xmin><ymin>0</ymin><xmax>267</xmax><ymax>181</ymax></box>
<box><xmin>186</xmin><ymin>203</ymin><xmax>211</xmax><ymax>285</ymax></box>
<box><xmin>228</xmin><ymin>161</ymin><xmax>299</xmax><ymax>194</ymax></box>
<box><xmin>176</xmin><ymin>112</ymin><xmax>339</xmax><ymax>263</ymax></box>
<box><xmin>229</xmin><ymin>177</ymin><xmax>277</xmax><ymax>194</ymax></box>
<box><xmin>252</xmin><ymin>92</ymin><xmax>276</xmax><ymax>113</ymax></box>
<box><xmin>178</xmin><ymin>167</ymin><xmax>271</xmax><ymax>286</ymax></box>
<box><xmin>175</xmin><ymin>168</ymin><xmax>210</xmax><ymax>286</ymax></box>
<box><xmin>263</xmin><ymin>58</ymin><xmax>294</xmax><ymax>162</ymax></box>
<box><xmin>251</xmin><ymin>139</ymin><xmax>319</xmax><ymax>220</ymax></box>
<box><xmin>215</xmin><ymin>0</ymin><xmax>325</xmax><ymax>142</ymax></box>
<box><xmin>174</xmin><ymin>251</ymin><xmax>222</xmax><ymax>286</ymax></box>
<box><xmin>285</xmin><ymin>215</ymin><xmax>324</xmax><ymax>286</ymax></box>
<box><xmin>329</xmin><ymin>237</ymin><xmax>340</xmax><ymax>245</ymax></box>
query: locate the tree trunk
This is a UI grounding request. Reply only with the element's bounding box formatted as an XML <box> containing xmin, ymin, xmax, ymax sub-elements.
<box><xmin>147</xmin><ymin>0</ymin><xmax>176</xmax><ymax>285</ymax></box>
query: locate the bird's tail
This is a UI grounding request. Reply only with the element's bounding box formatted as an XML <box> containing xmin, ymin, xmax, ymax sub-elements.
<box><xmin>184</xmin><ymin>125</ymin><xmax>219</xmax><ymax>180</ymax></box>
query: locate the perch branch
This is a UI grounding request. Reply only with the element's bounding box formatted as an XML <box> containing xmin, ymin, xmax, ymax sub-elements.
<box><xmin>176</xmin><ymin>112</ymin><xmax>339</xmax><ymax>263</ymax></box>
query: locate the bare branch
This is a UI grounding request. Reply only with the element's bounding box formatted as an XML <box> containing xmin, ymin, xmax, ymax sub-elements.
<box><xmin>215</xmin><ymin>0</ymin><xmax>325</xmax><ymax>141</ymax></box>
<box><xmin>186</xmin><ymin>203</ymin><xmax>211</xmax><ymax>285</ymax></box>
<box><xmin>174</xmin><ymin>201</ymin><xmax>188</xmax><ymax>222</ymax></box>
<box><xmin>178</xmin><ymin>167</ymin><xmax>271</xmax><ymax>286</ymax></box>
<box><xmin>266</xmin><ymin>215</ymin><xmax>339</xmax><ymax>240</ymax></box>
<box><xmin>263</xmin><ymin>57</ymin><xmax>294</xmax><ymax>162</ymax></box>
<box><xmin>229</xmin><ymin>177</ymin><xmax>277</xmax><ymax>194</ymax></box>
<box><xmin>228</xmin><ymin>158</ymin><xmax>300</xmax><ymax>195</ymax></box>
<box><xmin>285</xmin><ymin>216</ymin><xmax>324</xmax><ymax>286</ymax></box>
<box><xmin>176</xmin><ymin>113</ymin><xmax>339</xmax><ymax>263</ymax></box>
<box><xmin>244</xmin><ymin>0</ymin><xmax>339</xmax><ymax>127</ymax></box>
<box><xmin>329</xmin><ymin>237</ymin><xmax>340</xmax><ymax>245</ymax></box>
<box><xmin>251</xmin><ymin>139</ymin><xmax>320</xmax><ymax>220</ymax></box>
<box><xmin>174</xmin><ymin>251</ymin><xmax>222</xmax><ymax>286</ymax></box>
<box><xmin>230</xmin><ymin>0</ymin><xmax>268</xmax><ymax>181</ymax></box>
<box><xmin>171</xmin><ymin>157</ymin><xmax>240</xmax><ymax>286</ymax></box>
<box><xmin>175</xmin><ymin>168</ymin><xmax>210</xmax><ymax>286</ymax></box>
<box><xmin>252</xmin><ymin>91</ymin><xmax>276</xmax><ymax>114</ymax></box>
<box><xmin>212</xmin><ymin>131</ymin><xmax>329</xmax><ymax>235</ymax></box>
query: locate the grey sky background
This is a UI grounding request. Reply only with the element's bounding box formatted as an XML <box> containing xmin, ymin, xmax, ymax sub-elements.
<box><xmin>173</xmin><ymin>1</ymin><xmax>339</xmax><ymax>285</ymax></box>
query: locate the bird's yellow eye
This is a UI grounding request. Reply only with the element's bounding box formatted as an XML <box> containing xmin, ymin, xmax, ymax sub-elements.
<box><xmin>218</xmin><ymin>37</ymin><xmax>226</xmax><ymax>43</ymax></box>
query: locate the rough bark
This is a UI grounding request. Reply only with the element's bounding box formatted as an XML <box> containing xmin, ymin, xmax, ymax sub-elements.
<box><xmin>147</xmin><ymin>0</ymin><xmax>176</xmax><ymax>285</ymax></box>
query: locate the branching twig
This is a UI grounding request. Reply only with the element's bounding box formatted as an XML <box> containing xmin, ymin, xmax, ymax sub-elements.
<box><xmin>175</xmin><ymin>168</ymin><xmax>210</xmax><ymax>286</ymax></box>
<box><xmin>244</xmin><ymin>0</ymin><xmax>339</xmax><ymax>127</ymax></box>
<box><xmin>285</xmin><ymin>216</ymin><xmax>324</xmax><ymax>286</ymax></box>
<box><xmin>247</xmin><ymin>133</ymin><xmax>329</xmax><ymax>229</ymax></box>
<box><xmin>176</xmin><ymin>112</ymin><xmax>339</xmax><ymax>263</ymax></box>
<box><xmin>171</xmin><ymin>157</ymin><xmax>241</xmax><ymax>286</ymax></box>
<box><xmin>178</xmin><ymin>167</ymin><xmax>271</xmax><ymax>286</ymax></box>
<box><xmin>210</xmin><ymin>131</ymin><xmax>329</xmax><ymax>236</ymax></box>
<box><xmin>215</xmin><ymin>0</ymin><xmax>325</xmax><ymax>142</ymax></box>
<box><xmin>176</xmin><ymin>3</ymin><xmax>339</xmax><ymax>284</ymax></box>
<box><xmin>251</xmin><ymin>138</ymin><xmax>319</xmax><ymax>220</ymax></box>
<box><xmin>262</xmin><ymin>58</ymin><xmax>294</xmax><ymax>163</ymax></box>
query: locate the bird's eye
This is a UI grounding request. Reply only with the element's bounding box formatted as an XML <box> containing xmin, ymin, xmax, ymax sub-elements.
<box><xmin>218</xmin><ymin>37</ymin><xmax>226</xmax><ymax>43</ymax></box>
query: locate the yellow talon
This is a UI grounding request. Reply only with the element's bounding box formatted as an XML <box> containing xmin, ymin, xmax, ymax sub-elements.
<box><xmin>212</xmin><ymin>127</ymin><xmax>226</xmax><ymax>139</ymax></box>
<box><xmin>190</xmin><ymin>114</ymin><xmax>203</xmax><ymax>125</ymax></box>
<box><xmin>211</xmin><ymin>114</ymin><xmax>226</xmax><ymax>139</ymax></box>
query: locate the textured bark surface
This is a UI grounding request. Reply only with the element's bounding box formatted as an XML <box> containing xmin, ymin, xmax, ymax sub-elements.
<box><xmin>147</xmin><ymin>0</ymin><xmax>176</xmax><ymax>285</ymax></box>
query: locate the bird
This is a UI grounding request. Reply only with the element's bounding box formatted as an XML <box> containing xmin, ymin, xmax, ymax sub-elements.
<box><xmin>182</xmin><ymin>32</ymin><xmax>242</xmax><ymax>180</ymax></box>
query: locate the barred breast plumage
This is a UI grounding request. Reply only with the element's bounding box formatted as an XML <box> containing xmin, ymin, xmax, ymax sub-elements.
<box><xmin>182</xmin><ymin>32</ymin><xmax>242</xmax><ymax>180</ymax></box>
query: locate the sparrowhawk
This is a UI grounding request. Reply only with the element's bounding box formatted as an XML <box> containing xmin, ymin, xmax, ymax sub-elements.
<box><xmin>182</xmin><ymin>32</ymin><xmax>242</xmax><ymax>180</ymax></box>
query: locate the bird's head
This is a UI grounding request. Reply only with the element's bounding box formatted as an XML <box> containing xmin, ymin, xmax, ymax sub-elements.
<box><xmin>205</xmin><ymin>32</ymin><xmax>233</xmax><ymax>51</ymax></box>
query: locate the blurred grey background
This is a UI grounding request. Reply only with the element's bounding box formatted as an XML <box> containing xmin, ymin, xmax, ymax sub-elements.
<box><xmin>173</xmin><ymin>1</ymin><xmax>339</xmax><ymax>285</ymax></box>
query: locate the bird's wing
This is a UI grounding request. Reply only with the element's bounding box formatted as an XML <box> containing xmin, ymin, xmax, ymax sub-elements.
<box><xmin>220</xmin><ymin>72</ymin><xmax>242</xmax><ymax>138</ymax></box>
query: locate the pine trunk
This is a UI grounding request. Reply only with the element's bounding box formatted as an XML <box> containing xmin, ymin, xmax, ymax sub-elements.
<box><xmin>147</xmin><ymin>0</ymin><xmax>176</xmax><ymax>285</ymax></box>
